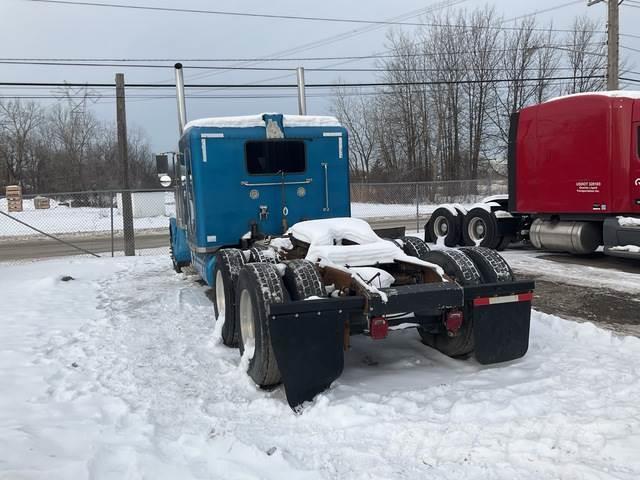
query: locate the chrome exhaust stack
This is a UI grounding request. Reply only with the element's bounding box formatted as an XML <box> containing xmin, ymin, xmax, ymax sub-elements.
<box><xmin>175</xmin><ymin>63</ymin><xmax>187</xmax><ymax>134</ymax></box>
<box><xmin>296</xmin><ymin>67</ymin><xmax>307</xmax><ymax>115</ymax></box>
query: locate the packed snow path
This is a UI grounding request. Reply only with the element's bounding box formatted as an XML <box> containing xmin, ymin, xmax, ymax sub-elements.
<box><xmin>2</xmin><ymin>256</ymin><xmax>640</xmax><ymax>479</ymax></box>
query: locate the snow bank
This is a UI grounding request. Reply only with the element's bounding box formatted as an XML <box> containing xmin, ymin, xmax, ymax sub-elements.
<box><xmin>2</xmin><ymin>255</ymin><xmax>640</xmax><ymax>479</ymax></box>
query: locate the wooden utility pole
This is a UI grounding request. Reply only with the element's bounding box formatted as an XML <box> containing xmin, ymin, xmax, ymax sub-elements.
<box><xmin>116</xmin><ymin>73</ymin><xmax>135</xmax><ymax>256</ymax></box>
<box><xmin>588</xmin><ymin>0</ymin><xmax>620</xmax><ymax>90</ymax></box>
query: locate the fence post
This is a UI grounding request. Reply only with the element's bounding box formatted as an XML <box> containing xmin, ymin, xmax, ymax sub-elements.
<box><xmin>415</xmin><ymin>182</ymin><xmax>419</xmax><ymax>232</ymax></box>
<box><xmin>110</xmin><ymin>191</ymin><xmax>114</xmax><ymax>257</ymax></box>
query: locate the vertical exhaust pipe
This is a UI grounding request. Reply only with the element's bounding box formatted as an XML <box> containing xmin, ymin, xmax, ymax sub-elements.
<box><xmin>296</xmin><ymin>66</ymin><xmax>307</xmax><ymax>115</ymax></box>
<box><xmin>175</xmin><ymin>63</ymin><xmax>187</xmax><ymax>134</ymax></box>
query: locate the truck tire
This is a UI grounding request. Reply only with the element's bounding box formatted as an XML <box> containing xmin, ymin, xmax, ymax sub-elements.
<box><xmin>462</xmin><ymin>207</ymin><xmax>500</xmax><ymax>249</ymax></box>
<box><xmin>213</xmin><ymin>248</ymin><xmax>246</xmax><ymax>347</ymax></box>
<box><xmin>422</xmin><ymin>249</ymin><xmax>482</xmax><ymax>286</ymax></box>
<box><xmin>282</xmin><ymin>260</ymin><xmax>325</xmax><ymax>300</ymax></box>
<box><xmin>400</xmin><ymin>236</ymin><xmax>430</xmax><ymax>260</ymax></box>
<box><xmin>249</xmin><ymin>245</ymin><xmax>277</xmax><ymax>264</ymax></box>
<box><xmin>236</xmin><ymin>263</ymin><xmax>286</xmax><ymax>387</ymax></box>
<box><xmin>425</xmin><ymin>207</ymin><xmax>462</xmax><ymax>247</ymax></box>
<box><xmin>418</xmin><ymin>249</ymin><xmax>482</xmax><ymax>357</ymax></box>
<box><xmin>459</xmin><ymin>247</ymin><xmax>514</xmax><ymax>283</ymax></box>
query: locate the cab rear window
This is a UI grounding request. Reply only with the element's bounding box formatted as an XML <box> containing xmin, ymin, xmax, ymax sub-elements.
<box><xmin>245</xmin><ymin>140</ymin><xmax>306</xmax><ymax>175</ymax></box>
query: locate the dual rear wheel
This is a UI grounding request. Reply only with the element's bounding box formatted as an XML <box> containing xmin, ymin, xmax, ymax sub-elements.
<box><xmin>214</xmin><ymin>252</ymin><xmax>324</xmax><ymax>388</ymax></box>
<box><xmin>425</xmin><ymin>206</ymin><xmax>513</xmax><ymax>251</ymax></box>
<box><xmin>416</xmin><ymin>246</ymin><xmax>514</xmax><ymax>357</ymax></box>
<box><xmin>215</xmin><ymin>240</ymin><xmax>515</xmax><ymax>385</ymax></box>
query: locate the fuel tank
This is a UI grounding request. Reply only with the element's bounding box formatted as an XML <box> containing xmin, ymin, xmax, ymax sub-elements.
<box><xmin>529</xmin><ymin>219</ymin><xmax>602</xmax><ymax>254</ymax></box>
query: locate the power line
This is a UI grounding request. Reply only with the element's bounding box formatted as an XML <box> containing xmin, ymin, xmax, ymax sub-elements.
<box><xmin>502</xmin><ymin>1</ymin><xmax>584</xmax><ymax>22</ymax></box>
<box><xmin>21</xmin><ymin>0</ymin><xmax>607</xmax><ymax>33</ymax></box>
<box><xmin>176</xmin><ymin>0</ymin><xmax>467</xmax><ymax>85</ymax></box>
<box><xmin>22</xmin><ymin>0</ymin><xmax>474</xmax><ymax>27</ymax></box>
<box><xmin>0</xmin><ymin>60</ymin><xmax>607</xmax><ymax>73</ymax></box>
<box><xmin>0</xmin><ymin>75</ymin><xmax>605</xmax><ymax>89</ymax></box>
<box><xmin>0</xmin><ymin>43</ymin><xmax>608</xmax><ymax>65</ymax></box>
<box><xmin>0</xmin><ymin>79</ymin><xmax>602</xmax><ymax>101</ymax></box>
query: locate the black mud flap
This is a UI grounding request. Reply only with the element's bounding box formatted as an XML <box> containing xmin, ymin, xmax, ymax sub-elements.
<box><xmin>269</xmin><ymin>300</ymin><xmax>353</xmax><ymax>410</ymax></box>
<box><xmin>472</xmin><ymin>300</ymin><xmax>531</xmax><ymax>364</ymax></box>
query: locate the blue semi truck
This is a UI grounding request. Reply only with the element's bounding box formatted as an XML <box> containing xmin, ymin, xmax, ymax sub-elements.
<box><xmin>162</xmin><ymin>64</ymin><xmax>535</xmax><ymax>409</ymax></box>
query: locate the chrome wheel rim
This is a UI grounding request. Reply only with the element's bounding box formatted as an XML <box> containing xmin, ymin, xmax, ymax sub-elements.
<box><xmin>433</xmin><ymin>216</ymin><xmax>449</xmax><ymax>238</ymax></box>
<box><xmin>239</xmin><ymin>289</ymin><xmax>256</xmax><ymax>353</ymax></box>
<box><xmin>215</xmin><ymin>270</ymin><xmax>225</xmax><ymax>319</ymax></box>
<box><xmin>468</xmin><ymin>217</ymin><xmax>486</xmax><ymax>244</ymax></box>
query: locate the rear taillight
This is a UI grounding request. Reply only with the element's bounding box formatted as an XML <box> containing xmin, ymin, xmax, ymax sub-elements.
<box><xmin>445</xmin><ymin>310</ymin><xmax>464</xmax><ymax>334</ymax></box>
<box><xmin>370</xmin><ymin>316</ymin><xmax>388</xmax><ymax>340</ymax></box>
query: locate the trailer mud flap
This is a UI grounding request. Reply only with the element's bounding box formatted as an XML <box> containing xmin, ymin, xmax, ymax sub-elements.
<box><xmin>472</xmin><ymin>301</ymin><xmax>531</xmax><ymax>364</ymax></box>
<box><xmin>466</xmin><ymin>281</ymin><xmax>534</xmax><ymax>365</ymax></box>
<box><xmin>268</xmin><ymin>308</ymin><xmax>348</xmax><ymax>410</ymax></box>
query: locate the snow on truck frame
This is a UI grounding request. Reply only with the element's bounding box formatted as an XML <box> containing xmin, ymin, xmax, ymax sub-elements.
<box><xmin>426</xmin><ymin>91</ymin><xmax>640</xmax><ymax>259</ymax></box>
<box><xmin>161</xmin><ymin>64</ymin><xmax>534</xmax><ymax>409</ymax></box>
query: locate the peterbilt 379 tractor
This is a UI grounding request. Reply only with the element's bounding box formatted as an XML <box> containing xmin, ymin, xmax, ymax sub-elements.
<box><xmin>163</xmin><ymin>64</ymin><xmax>534</xmax><ymax>409</ymax></box>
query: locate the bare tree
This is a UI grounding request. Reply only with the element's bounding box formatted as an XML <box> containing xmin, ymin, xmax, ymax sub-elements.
<box><xmin>0</xmin><ymin>100</ymin><xmax>43</xmax><ymax>189</ymax></box>
<box><xmin>332</xmin><ymin>85</ymin><xmax>377</xmax><ymax>182</ymax></box>
<box><xmin>564</xmin><ymin>16</ymin><xmax>606</xmax><ymax>93</ymax></box>
<box><xmin>462</xmin><ymin>6</ymin><xmax>501</xmax><ymax>179</ymax></box>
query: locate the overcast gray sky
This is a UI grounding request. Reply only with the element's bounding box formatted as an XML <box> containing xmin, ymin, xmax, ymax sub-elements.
<box><xmin>2</xmin><ymin>0</ymin><xmax>639</xmax><ymax>153</ymax></box>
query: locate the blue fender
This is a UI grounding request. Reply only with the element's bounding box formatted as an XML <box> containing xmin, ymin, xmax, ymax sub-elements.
<box><xmin>169</xmin><ymin>218</ymin><xmax>191</xmax><ymax>266</ymax></box>
<box><xmin>191</xmin><ymin>251</ymin><xmax>217</xmax><ymax>286</ymax></box>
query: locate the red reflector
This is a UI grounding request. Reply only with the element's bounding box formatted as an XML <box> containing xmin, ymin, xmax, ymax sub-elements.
<box><xmin>445</xmin><ymin>310</ymin><xmax>464</xmax><ymax>333</ymax></box>
<box><xmin>370</xmin><ymin>316</ymin><xmax>388</xmax><ymax>340</ymax></box>
<box><xmin>473</xmin><ymin>292</ymin><xmax>534</xmax><ymax>307</ymax></box>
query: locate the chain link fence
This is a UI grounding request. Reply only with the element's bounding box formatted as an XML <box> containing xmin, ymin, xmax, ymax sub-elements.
<box><xmin>0</xmin><ymin>189</ymin><xmax>174</xmax><ymax>263</ymax></box>
<box><xmin>351</xmin><ymin>178</ymin><xmax>508</xmax><ymax>229</ymax></box>
<box><xmin>0</xmin><ymin>179</ymin><xmax>507</xmax><ymax>263</ymax></box>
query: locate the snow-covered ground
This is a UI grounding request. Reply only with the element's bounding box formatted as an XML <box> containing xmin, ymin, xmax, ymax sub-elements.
<box><xmin>501</xmin><ymin>248</ymin><xmax>640</xmax><ymax>294</ymax></box>
<box><xmin>2</xmin><ymin>255</ymin><xmax>640</xmax><ymax>479</ymax></box>
<box><xmin>351</xmin><ymin>202</ymin><xmax>438</xmax><ymax>219</ymax></box>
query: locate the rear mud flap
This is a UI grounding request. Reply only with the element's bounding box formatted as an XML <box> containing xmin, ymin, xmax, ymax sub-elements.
<box><xmin>472</xmin><ymin>301</ymin><xmax>531</xmax><ymax>364</ymax></box>
<box><xmin>269</xmin><ymin>310</ymin><xmax>346</xmax><ymax>410</ymax></box>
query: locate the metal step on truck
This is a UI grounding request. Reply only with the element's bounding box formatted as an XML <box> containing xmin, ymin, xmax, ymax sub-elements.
<box><xmin>425</xmin><ymin>92</ymin><xmax>640</xmax><ymax>260</ymax></box>
<box><xmin>160</xmin><ymin>64</ymin><xmax>535</xmax><ymax>410</ymax></box>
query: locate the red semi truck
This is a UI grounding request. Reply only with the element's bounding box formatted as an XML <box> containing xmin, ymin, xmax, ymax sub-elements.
<box><xmin>425</xmin><ymin>91</ymin><xmax>640</xmax><ymax>259</ymax></box>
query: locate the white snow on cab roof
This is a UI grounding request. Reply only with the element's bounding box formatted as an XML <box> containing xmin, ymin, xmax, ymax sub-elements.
<box><xmin>544</xmin><ymin>90</ymin><xmax>640</xmax><ymax>104</ymax></box>
<box><xmin>184</xmin><ymin>113</ymin><xmax>341</xmax><ymax>130</ymax></box>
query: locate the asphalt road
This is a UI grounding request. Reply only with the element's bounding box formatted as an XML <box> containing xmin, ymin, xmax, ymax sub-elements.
<box><xmin>0</xmin><ymin>231</ymin><xmax>169</xmax><ymax>261</ymax></box>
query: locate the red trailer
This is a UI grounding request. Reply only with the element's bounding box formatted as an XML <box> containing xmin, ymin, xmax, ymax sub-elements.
<box><xmin>425</xmin><ymin>92</ymin><xmax>640</xmax><ymax>259</ymax></box>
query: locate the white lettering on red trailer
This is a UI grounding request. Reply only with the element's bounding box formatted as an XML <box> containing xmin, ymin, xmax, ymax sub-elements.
<box><xmin>576</xmin><ymin>181</ymin><xmax>601</xmax><ymax>193</ymax></box>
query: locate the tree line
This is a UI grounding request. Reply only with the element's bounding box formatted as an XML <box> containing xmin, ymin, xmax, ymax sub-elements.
<box><xmin>0</xmin><ymin>88</ymin><xmax>156</xmax><ymax>194</ymax></box>
<box><xmin>332</xmin><ymin>7</ymin><xmax>610</xmax><ymax>182</ymax></box>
